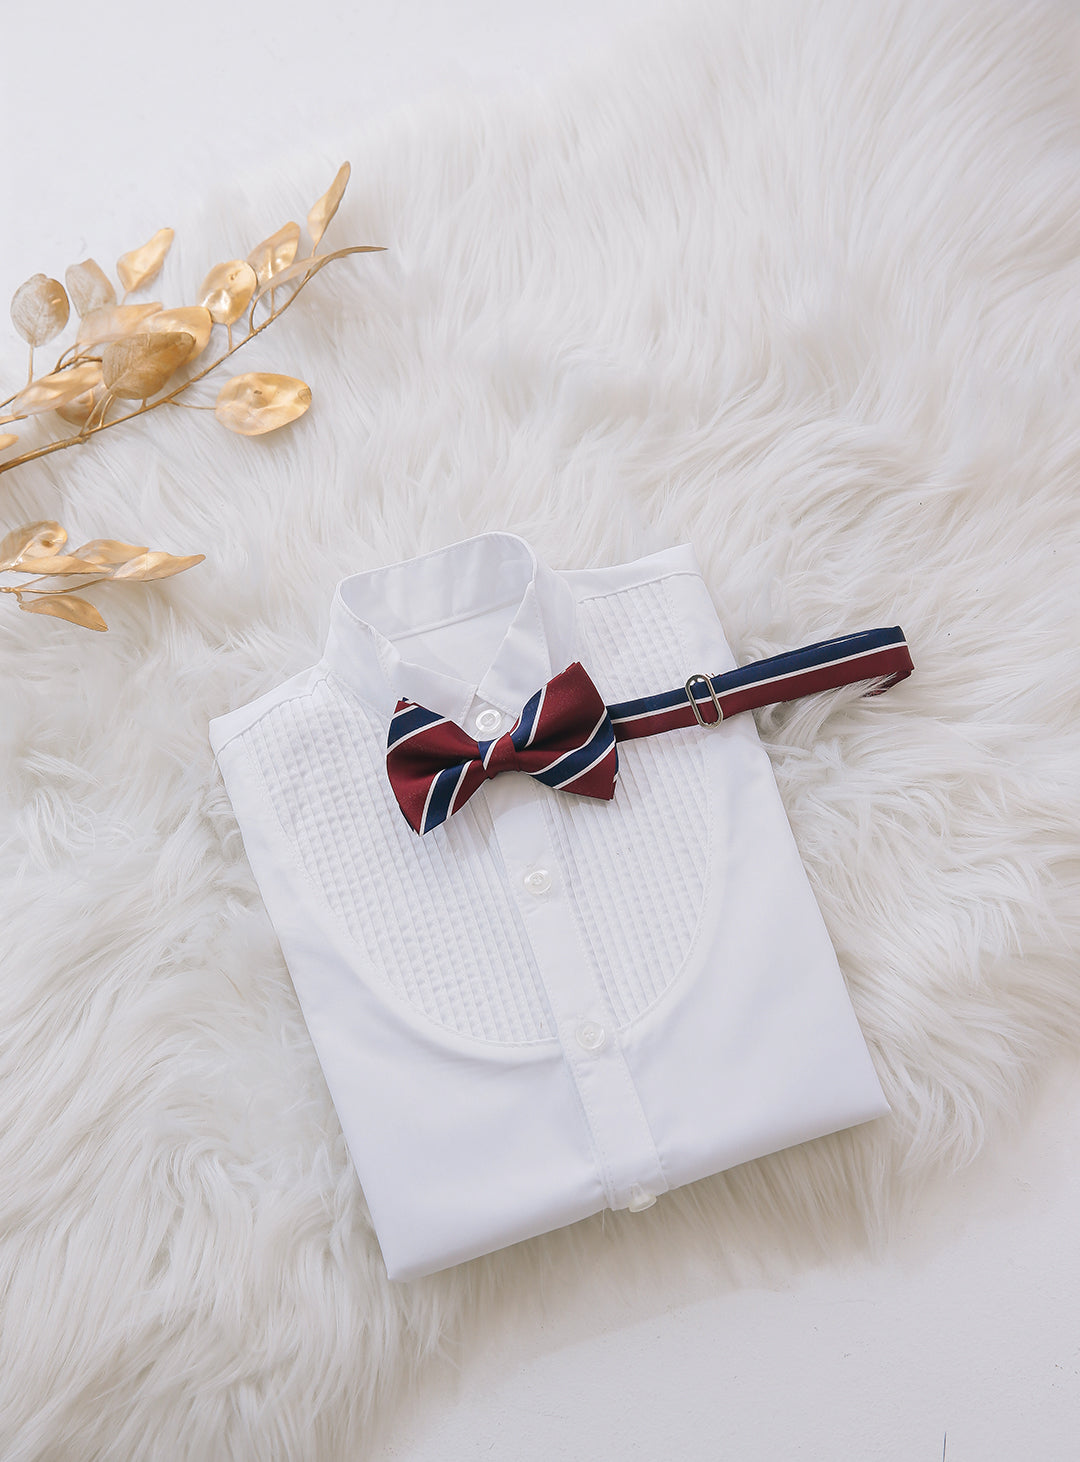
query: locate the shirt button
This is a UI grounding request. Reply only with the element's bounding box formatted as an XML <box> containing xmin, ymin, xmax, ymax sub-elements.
<box><xmin>473</xmin><ymin>707</ymin><xmax>503</xmax><ymax>735</ymax></box>
<box><xmin>575</xmin><ymin>1020</ymin><xmax>606</xmax><ymax>1051</ymax></box>
<box><xmin>523</xmin><ymin>868</ymin><xmax>552</xmax><ymax>895</ymax></box>
<box><xmin>627</xmin><ymin>1184</ymin><xmax>657</xmax><ymax>1213</ymax></box>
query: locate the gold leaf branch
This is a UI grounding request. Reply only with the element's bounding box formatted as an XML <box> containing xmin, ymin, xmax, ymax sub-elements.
<box><xmin>0</xmin><ymin>162</ymin><xmax>383</xmax><ymax>473</ymax></box>
<box><xmin>0</xmin><ymin>521</ymin><xmax>204</xmax><ymax>631</ymax></box>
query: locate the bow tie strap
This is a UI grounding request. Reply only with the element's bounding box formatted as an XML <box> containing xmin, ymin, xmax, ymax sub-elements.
<box><xmin>607</xmin><ymin>626</ymin><xmax>913</xmax><ymax>740</ymax></box>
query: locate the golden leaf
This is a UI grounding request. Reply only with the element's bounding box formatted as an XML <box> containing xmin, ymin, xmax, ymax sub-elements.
<box><xmin>11</xmin><ymin>362</ymin><xmax>103</xmax><ymax>417</ymax></box>
<box><xmin>101</xmin><ymin>331</ymin><xmax>194</xmax><ymax>400</ymax></box>
<box><xmin>0</xmin><ymin>521</ymin><xmax>67</xmax><ymax>569</ymax></box>
<box><xmin>250</xmin><ymin>244</ymin><xmax>385</xmax><ymax>308</ymax></box>
<box><xmin>197</xmin><ymin>260</ymin><xmax>258</xmax><ymax>325</ymax></box>
<box><xmin>251</xmin><ymin>244</ymin><xmax>385</xmax><ymax>304</ymax></box>
<box><xmin>307</xmin><ymin>162</ymin><xmax>350</xmax><ymax>251</ymax></box>
<box><xmin>11</xmin><ymin>274</ymin><xmax>70</xmax><ymax>347</ymax></box>
<box><xmin>72</xmin><ymin>539</ymin><xmax>147</xmax><ymax>567</ymax></box>
<box><xmin>117</xmin><ymin>227</ymin><xmax>174</xmax><ymax>294</ymax></box>
<box><xmin>111</xmin><ymin>549</ymin><xmax>205</xmax><ymax>581</ymax></box>
<box><xmin>77</xmin><ymin>302</ymin><xmax>163</xmax><ymax>347</ymax></box>
<box><xmin>214</xmin><ymin>372</ymin><xmax>312</xmax><ymax>436</ymax></box>
<box><xmin>144</xmin><ymin>306</ymin><xmax>213</xmax><ymax>361</ymax></box>
<box><xmin>247</xmin><ymin>222</ymin><xmax>301</xmax><ymax>287</ymax></box>
<box><xmin>6</xmin><ymin>553</ymin><xmax>102</xmax><ymax>576</ymax></box>
<box><xmin>0</xmin><ymin>433</ymin><xmax>17</xmax><ymax>450</ymax></box>
<box><xmin>65</xmin><ymin>259</ymin><xmax>116</xmax><ymax>316</ymax></box>
<box><xmin>18</xmin><ymin>592</ymin><xmax>107</xmax><ymax>631</ymax></box>
<box><xmin>56</xmin><ymin>389</ymin><xmax>99</xmax><ymax>426</ymax></box>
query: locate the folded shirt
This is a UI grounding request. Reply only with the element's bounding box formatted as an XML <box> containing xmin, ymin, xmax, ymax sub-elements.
<box><xmin>209</xmin><ymin>531</ymin><xmax>891</xmax><ymax>1281</ymax></box>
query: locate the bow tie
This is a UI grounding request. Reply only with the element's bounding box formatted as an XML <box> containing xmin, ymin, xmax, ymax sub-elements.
<box><xmin>386</xmin><ymin>661</ymin><xmax>618</xmax><ymax>834</ymax></box>
<box><xmin>385</xmin><ymin>626</ymin><xmax>915</xmax><ymax>836</ymax></box>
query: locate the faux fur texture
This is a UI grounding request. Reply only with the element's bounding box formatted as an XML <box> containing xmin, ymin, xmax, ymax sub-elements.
<box><xmin>3</xmin><ymin>0</ymin><xmax>1079</xmax><ymax>1454</ymax></box>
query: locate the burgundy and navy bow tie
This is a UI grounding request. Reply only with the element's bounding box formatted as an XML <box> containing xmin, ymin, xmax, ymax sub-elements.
<box><xmin>386</xmin><ymin>661</ymin><xmax>618</xmax><ymax>834</ymax></box>
<box><xmin>386</xmin><ymin>626</ymin><xmax>914</xmax><ymax>835</ymax></box>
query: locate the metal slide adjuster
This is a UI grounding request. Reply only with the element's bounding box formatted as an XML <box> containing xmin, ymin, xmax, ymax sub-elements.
<box><xmin>684</xmin><ymin>673</ymin><xmax>724</xmax><ymax>727</ymax></box>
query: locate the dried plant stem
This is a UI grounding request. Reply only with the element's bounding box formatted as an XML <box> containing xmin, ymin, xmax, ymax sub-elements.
<box><xmin>49</xmin><ymin>340</ymin><xmax>110</xmax><ymax>375</ymax></box>
<box><xmin>1</xmin><ymin>572</ymin><xmax>111</xmax><ymax>596</ymax></box>
<box><xmin>81</xmin><ymin>392</ymin><xmax>112</xmax><ymax>433</ymax></box>
<box><xmin>0</xmin><ymin>247</ymin><xmax>374</xmax><ymax>477</ymax></box>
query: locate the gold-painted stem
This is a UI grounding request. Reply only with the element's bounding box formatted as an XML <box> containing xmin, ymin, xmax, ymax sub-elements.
<box><xmin>1</xmin><ymin>571</ymin><xmax>112</xmax><ymax>594</ymax></box>
<box><xmin>52</xmin><ymin>341</ymin><xmax>99</xmax><ymax>372</ymax></box>
<box><xmin>81</xmin><ymin>391</ymin><xmax>113</xmax><ymax>433</ymax></box>
<box><xmin>0</xmin><ymin>245</ymin><xmax>382</xmax><ymax>477</ymax></box>
<box><xmin>0</xmin><ymin>355</ymin><xmax>104</xmax><ymax>423</ymax></box>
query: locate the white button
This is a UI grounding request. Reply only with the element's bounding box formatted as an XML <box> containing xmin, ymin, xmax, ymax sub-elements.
<box><xmin>627</xmin><ymin>1185</ymin><xmax>657</xmax><ymax>1213</ymax></box>
<box><xmin>523</xmin><ymin>868</ymin><xmax>552</xmax><ymax>895</ymax></box>
<box><xmin>473</xmin><ymin>707</ymin><xmax>503</xmax><ymax>735</ymax></box>
<box><xmin>575</xmin><ymin>1020</ymin><xmax>606</xmax><ymax>1051</ymax></box>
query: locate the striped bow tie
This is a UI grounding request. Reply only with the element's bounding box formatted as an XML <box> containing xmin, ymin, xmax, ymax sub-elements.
<box><xmin>386</xmin><ymin>625</ymin><xmax>914</xmax><ymax>835</ymax></box>
<box><xmin>386</xmin><ymin>661</ymin><xmax>618</xmax><ymax>834</ymax></box>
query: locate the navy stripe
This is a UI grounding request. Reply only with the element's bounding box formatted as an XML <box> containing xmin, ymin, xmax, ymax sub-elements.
<box><xmin>713</xmin><ymin>626</ymin><xmax>906</xmax><ymax>692</ymax></box>
<box><xmin>549</xmin><ymin>729</ymin><xmax>617</xmax><ymax>789</ymax></box>
<box><xmin>608</xmin><ymin>685</ymin><xmax>687</xmax><ymax>723</ymax></box>
<box><xmin>511</xmin><ymin>686</ymin><xmax>544</xmax><ymax>750</ymax></box>
<box><xmin>387</xmin><ymin>703</ymin><xmax>447</xmax><ymax>746</ymax></box>
<box><xmin>530</xmin><ymin>717</ymin><xmax>615</xmax><ymax>790</ymax></box>
<box><xmin>422</xmin><ymin>762</ymin><xmax>471</xmax><ymax>832</ymax></box>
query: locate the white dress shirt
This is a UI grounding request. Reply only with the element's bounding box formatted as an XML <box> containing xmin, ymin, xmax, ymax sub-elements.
<box><xmin>209</xmin><ymin>532</ymin><xmax>890</xmax><ymax>1281</ymax></box>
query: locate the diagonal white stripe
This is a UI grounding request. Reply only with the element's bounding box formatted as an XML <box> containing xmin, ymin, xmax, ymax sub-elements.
<box><xmin>387</xmin><ymin>714</ymin><xmax>451</xmax><ymax>751</ymax></box>
<box><xmin>609</xmin><ymin>702</ymin><xmax>685</xmax><ymax>725</ymax></box>
<box><xmin>444</xmin><ymin>761</ymin><xmax>473</xmax><ymax>819</ymax></box>
<box><xmin>418</xmin><ymin>773</ymin><xmax>441</xmax><ymax>835</ymax></box>
<box><xmin>552</xmin><ymin>738</ymin><xmax>616</xmax><ymax>790</ymax></box>
<box><xmin>523</xmin><ymin>684</ymin><xmax>546</xmax><ymax>748</ymax></box>
<box><xmin>537</xmin><ymin>712</ymin><xmax>610</xmax><ymax>778</ymax></box>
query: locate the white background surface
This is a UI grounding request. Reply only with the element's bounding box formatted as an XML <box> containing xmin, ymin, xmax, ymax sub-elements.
<box><xmin>377</xmin><ymin>1068</ymin><xmax>1080</xmax><ymax>1461</ymax></box>
<box><xmin>2</xmin><ymin>3</ymin><xmax>1077</xmax><ymax>1458</ymax></box>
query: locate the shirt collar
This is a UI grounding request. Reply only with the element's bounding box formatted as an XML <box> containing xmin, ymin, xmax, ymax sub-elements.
<box><xmin>323</xmin><ymin>532</ymin><xmax>579</xmax><ymax>725</ymax></box>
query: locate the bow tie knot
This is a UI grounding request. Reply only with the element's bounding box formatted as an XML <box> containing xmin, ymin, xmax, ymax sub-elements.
<box><xmin>480</xmin><ymin>734</ymin><xmax>521</xmax><ymax>779</ymax></box>
<box><xmin>386</xmin><ymin>661</ymin><xmax>619</xmax><ymax>834</ymax></box>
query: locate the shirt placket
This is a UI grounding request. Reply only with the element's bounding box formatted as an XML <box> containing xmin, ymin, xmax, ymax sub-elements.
<box><xmin>481</xmin><ymin>772</ymin><xmax>668</xmax><ymax>1214</ymax></box>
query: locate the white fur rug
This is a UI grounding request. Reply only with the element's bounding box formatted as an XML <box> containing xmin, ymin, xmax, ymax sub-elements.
<box><xmin>3</xmin><ymin>0</ymin><xmax>1079</xmax><ymax>1454</ymax></box>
